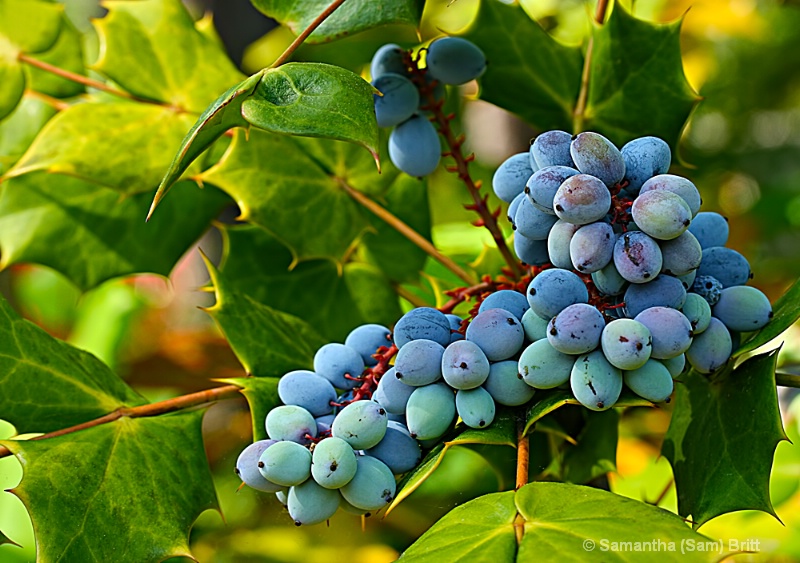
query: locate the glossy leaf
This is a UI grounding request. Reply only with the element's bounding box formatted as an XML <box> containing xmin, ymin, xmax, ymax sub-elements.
<box><xmin>515</xmin><ymin>483</ymin><xmax>716</xmax><ymax>562</ymax></box>
<box><xmin>220</xmin><ymin>377</ymin><xmax>280</xmax><ymax>441</ymax></box>
<box><xmin>2</xmin><ymin>410</ymin><xmax>218</xmax><ymax>562</ymax></box>
<box><xmin>0</xmin><ymin>173</ymin><xmax>229</xmax><ymax>291</ymax></box>
<box><xmin>0</xmin><ymin>98</ymin><xmax>56</xmax><ymax>174</ymax></box>
<box><xmin>25</xmin><ymin>17</ymin><xmax>84</xmax><ymax>99</ymax></box>
<box><xmin>387</xmin><ymin>411</ymin><xmax>516</xmax><ymax>515</ymax></box>
<box><xmin>5</xmin><ymin>101</ymin><xmax>196</xmax><ymax>194</ymax></box>
<box><xmin>0</xmin><ymin>294</ymin><xmax>146</xmax><ymax>434</ymax></box>
<box><xmin>218</xmin><ymin>225</ymin><xmax>401</xmax><ymax>341</ymax></box>
<box><xmin>734</xmin><ymin>276</ymin><xmax>800</xmax><ymax>357</ymax></box>
<box><xmin>251</xmin><ymin>0</ymin><xmax>424</xmax><ymax>43</ymax></box>
<box><xmin>0</xmin><ymin>530</ymin><xmax>20</xmax><ymax>548</ymax></box>
<box><xmin>662</xmin><ymin>350</ymin><xmax>787</xmax><ymax>527</ymax></box>
<box><xmin>93</xmin><ymin>0</ymin><xmax>243</xmax><ymax>112</ymax></box>
<box><xmin>0</xmin><ymin>0</ymin><xmax>63</xmax><ymax>121</ymax></box>
<box><xmin>462</xmin><ymin>0</ymin><xmax>583</xmax><ymax>133</ymax></box>
<box><xmin>241</xmin><ymin>63</ymin><xmax>379</xmax><ymax>160</ymax></box>
<box><xmin>361</xmin><ymin>175</ymin><xmax>431</xmax><ymax>283</ymax></box>
<box><xmin>201</xmin><ymin>129</ymin><xmax>378</xmax><ymax>262</ymax></box>
<box><xmin>584</xmin><ymin>4</ymin><xmax>700</xmax><ymax>148</ymax></box>
<box><xmin>203</xmin><ymin>257</ymin><xmax>328</xmax><ymax>377</ymax></box>
<box><xmin>400</xmin><ymin>483</ymin><xmax>716</xmax><ymax>562</ymax></box>
<box><xmin>397</xmin><ymin>490</ymin><xmax>518</xmax><ymax>562</ymax></box>
<box><xmin>524</xmin><ymin>389</ymin><xmax>651</xmax><ymax>435</ymax></box>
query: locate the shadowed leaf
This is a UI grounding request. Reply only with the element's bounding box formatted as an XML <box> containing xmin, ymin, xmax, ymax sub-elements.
<box><xmin>219</xmin><ymin>378</ymin><xmax>280</xmax><ymax>441</ymax></box>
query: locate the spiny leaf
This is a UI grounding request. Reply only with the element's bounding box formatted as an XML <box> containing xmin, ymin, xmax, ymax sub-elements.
<box><xmin>2</xmin><ymin>410</ymin><xmax>218</xmax><ymax>563</ymax></box>
<box><xmin>202</xmin><ymin>255</ymin><xmax>328</xmax><ymax>377</ymax></box>
<box><xmin>387</xmin><ymin>411</ymin><xmax>516</xmax><ymax>515</ymax></box>
<box><xmin>0</xmin><ymin>0</ymin><xmax>63</xmax><ymax>121</ymax></box>
<box><xmin>557</xmin><ymin>409</ymin><xmax>618</xmax><ymax>485</ymax></box>
<box><xmin>251</xmin><ymin>0</ymin><xmax>424</xmax><ymax>44</ymax></box>
<box><xmin>0</xmin><ymin>98</ymin><xmax>56</xmax><ymax>175</ymax></box>
<box><xmin>662</xmin><ymin>350</ymin><xmax>787</xmax><ymax>527</ymax></box>
<box><xmin>734</xmin><ymin>276</ymin><xmax>800</xmax><ymax>357</ymax></box>
<box><xmin>0</xmin><ymin>293</ymin><xmax>146</xmax><ymax>434</ymax></box>
<box><xmin>0</xmin><ymin>530</ymin><xmax>20</xmax><ymax>548</ymax></box>
<box><xmin>583</xmin><ymin>4</ymin><xmax>700</xmax><ymax>148</ymax></box>
<box><xmin>93</xmin><ymin>0</ymin><xmax>243</xmax><ymax>112</ymax></box>
<box><xmin>0</xmin><ymin>173</ymin><xmax>229</xmax><ymax>291</ymax></box>
<box><xmin>462</xmin><ymin>0</ymin><xmax>583</xmax><ymax>133</ymax></box>
<box><xmin>5</xmin><ymin>101</ymin><xmax>197</xmax><ymax>194</ymax></box>
<box><xmin>25</xmin><ymin>16</ymin><xmax>84</xmax><ymax>99</ymax></box>
<box><xmin>218</xmin><ymin>224</ymin><xmax>401</xmax><ymax>341</ymax></box>
<box><xmin>241</xmin><ymin>63</ymin><xmax>379</xmax><ymax>161</ymax></box>
<box><xmin>219</xmin><ymin>378</ymin><xmax>280</xmax><ymax>441</ymax></box>
<box><xmin>201</xmin><ymin>129</ymin><xmax>386</xmax><ymax>262</ymax></box>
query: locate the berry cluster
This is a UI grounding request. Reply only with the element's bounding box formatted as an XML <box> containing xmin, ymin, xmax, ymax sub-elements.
<box><xmin>369</xmin><ymin>38</ymin><xmax>487</xmax><ymax>177</ymax></box>
<box><xmin>496</xmin><ymin>130</ymin><xmax>773</xmax><ymax>408</ymax></box>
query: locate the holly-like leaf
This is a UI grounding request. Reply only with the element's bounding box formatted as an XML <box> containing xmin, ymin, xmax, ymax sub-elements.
<box><xmin>0</xmin><ymin>530</ymin><xmax>20</xmax><ymax>548</ymax></box>
<box><xmin>361</xmin><ymin>175</ymin><xmax>431</xmax><ymax>283</ymax></box>
<box><xmin>218</xmin><ymin>225</ymin><xmax>401</xmax><ymax>342</ymax></box>
<box><xmin>2</xmin><ymin>410</ymin><xmax>218</xmax><ymax>562</ymax></box>
<box><xmin>203</xmin><ymin>257</ymin><xmax>328</xmax><ymax>377</ymax></box>
<box><xmin>734</xmin><ymin>276</ymin><xmax>800</xmax><ymax>357</ymax></box>
<box><xmin>5</xmin><ymin>101</ymin><xmax>196</xmax><ymax>194</ymax></box>
<box><xmin>583</xmin><ymin>4</ymin><xmax>700</xmax><ymax>148</ymax></box>
<box><xmin>93</xmin><ymin>0</ymin><xmax>243</xmax><ymax>112</ymax></box>
<box><xmin>241</xmin><ymin>63</ymin><xmax>379</xmax><ymax>160</ymax></box>
<box><xmin>0</xmin><ymin>173</ymin><xmax>229</xmax><ymax>291</ymax></box>
<box><xmin>462</xmin><ymin>0</ymin><xmax>583</xmax><ymax>133</ymax></box>
<box><xmin>25</xmin><ymin>17</ymin><xmax>85</xmax><ymax>99</ymax></box>
<box><xmin>524</xmin><ymin>389</ymin><xmax>651</xmax><ymax>435</ymax></box>
<box><xmin>0</xmin><ymin>294</ymin><xmax>146</xmax><ymax>434</ymax></box>
<box><xmin>220</xmin><ymin>378</ymin><xmax>280</xmax><ymax>441</ymax></box>
<box><xmin>662</xmin><ymin>350</ymin><xmax>787</xmax><ymax>527</ymax></box>
<box><xmin>251</xmin><ymin>0</ymin><xmax>424</xmax><ymax>43</ymax></box>
<box><xmin>557</xmin><ymin>409</ymin><xmax>618</xmax><ymax>484</ymax></box>
<box><xmin>387</xmin><ymin>411</ymin><xmax>516</xmax><ymax>515</ymax></box>
<box><xmin>0</xmin><ymin>0</ymin><xmax>63</xmax><ymax>121</ymax></box>
<box><xmin>400</xmin><ymin>483</ymin><xmax>717</xmax><ymax>562</ymax></box>
<box><xmin>0</xmin><ymin>98</ymin><xmax>56</xmax><ymax>174</ymax></box>
<box><xmin>202</xmin><ymin>129</ymin><xmax>383</xmax><ymax>262</ymax></box>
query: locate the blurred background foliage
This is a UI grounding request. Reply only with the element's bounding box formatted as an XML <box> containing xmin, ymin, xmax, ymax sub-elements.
<box><xmin>1</xmin><ymin>0</ymin><xmax>800</xmax><ymax>561</ymax></box>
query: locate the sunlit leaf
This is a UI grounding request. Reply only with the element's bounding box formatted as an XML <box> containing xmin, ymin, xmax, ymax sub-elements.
<box><xmin>251</xmin><ymin>0</ymin><xmax>424</xmax><ymax>43</ymax></box>
<box><xmin>662</xmin><ymin>350</ymin><xmax>787</xmax><ymax>527</ymax></box>
<box><xmin>0</xmin><ymin>97</ymin><xmax>56</xmax><ymax>175</ymax></box>
<box><xmin>25</xmin><ymin>17</ymin><xmax>84</xmax><ymax>99</ymax></box>
<box><xmin>0</xmin><ymin>294</ymin><xmax>145</xmax><ymax>434</ymax></box>
<box><xmin>2</xmin><ymin>410</ymin><xmax>218</xmax><ymax>562</ymax></box>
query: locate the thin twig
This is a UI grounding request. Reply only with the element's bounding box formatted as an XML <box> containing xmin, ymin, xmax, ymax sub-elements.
<box><xmin>0</xmin><ymin>384</ymin><xmax>242</xmax><ymax>459</ymax></box>
<box><xmin>776</xmin><ymin>372</ymin><xmax>800</xmax><ymax>389</ymax></box>
<box><xmin>572</xmin><ymin>0</ymin><xmax>611</xmax><ymax>132</ymax></box>
<box><xmin>339</xmin><ymin>178</ymin><xmax>477</xmax><ymax>285</ymax></box>
<box><xmin>270</xmin><ymin>0</ymin><xmax>348</xmax><ymax>68</ymax></box>
<box><xmin>24</xmin><ymin>89</ymin><xmax>70</xmax><ymax>111</ymax></box>
<box><xmin>18</xmin><ymin>53</ymin><xmax>179</xmax><ymax>110</ymax></box>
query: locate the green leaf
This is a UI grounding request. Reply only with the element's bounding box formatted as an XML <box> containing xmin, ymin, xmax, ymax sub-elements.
<box><xmin>251</xmin><ymin>0</ymin><xmax>424</xmax><ymax>43</ymax></box>
<box><xmin>220</xmin><ymin>378</ymin><xmax>280</xmax><ymax>441</ymax></box>
<box><xmin>93</xmin><ymin>0</ymin><xmax>243</xmax><ymax>112</ymax></box>
<box><xmin>734</xmin><ymin>276</ymin><xmax>800</xmax><ymax>357</ymax></box>
<box><xmin>202</xmin><ymin>129</ymin><xmax>383</xmax><ymax>262</ymax></box>
<box><xmin>203</xmin><ymin>256</ymin><xmax>328</xmax><ymax>377</ymax></box>
<box><xmin>241</xmin><ymin>63</ymin><xmax>379</xmax><ymax>160</ymax></box>
<box><xmin>0</xmin><ymin>530</ymin><xmax>20</xmax><ymax>548</ymax></box>
<box><xmin>400</xmin><ymin>483</ymin><xmax>716</xmax><ymax>561</ymax></box>
<box><xmin>218</xmin><ymin>224</ymin><xmax>400</xmax><ymax>341</ymax></box>
<box><xmin>25</xmin><ymin>17</ymin><xmax>85</xmax><ymax>99</ymax></box>
<box><xmin>0</xmin><ymin>173</ymin><xmax>229</xmax><ymax>291</ymax></box>
<box><xmin>149</xmin><ymin>72</ymin><xmax>263</xmax><ymax>216</ymax></box>
<box><xmin>361</xmin><ymin>175</ymin><xmax>431</xmax><ymax>283</ymax></box>
<box><xmin>397</xmin><ymin>490</ymin><xmax>518</xmax><ymax>562</ymax></box>
<box><xmin>558</xmin><ymin>409</ymin><xmax>618</xmax><ymax>484</ymax></box>
<box><xmin>0</xmin><ymin>0</ymin><xmax>63</xmax><ymax>121</ymax></box>
<box><xmin>0</xmin><ymin>97</ymin><xmax>56</xmax><ymax>175</ymax></box>
<box><xmin>662</xmin><ymin>350</ymin><xmax>787</xmax><ymax>527</ymax></box>
<box><xmin>584</xmin><ymin>4</ymin><xmax>700</xmax><ymax>148</ymax></box>
<box><xmin>2</xmin><ymin>410</ymin><xmax>218</xmax><ymax>562</ymax></box>
<box><xmin>524</xmin><ymin>389</ymin><xmax>651</xmax><ymax>435</ymax></box>
<box><xmin>0</xmin><ymin>293</ymin><xmax>145</xmax><ymax>434</ymax></box>
<box><xmin>462</xmin><ymin>0</ymin><xmax>583</xmax><ymax>133</ymax></box>
<box><xmin>5</xmin><ymin>101</ymin><xmax>196</xmax><ymax>193</ymax></box>
<box><xmin>515</xmin><ymin>483</ymin><xmax>716</xmax><ymax>562</ymax></box>
<box><xmin>387</xmin><ymin>410</ymin><xmax>516</xmax><ymax>515</ymax></box>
